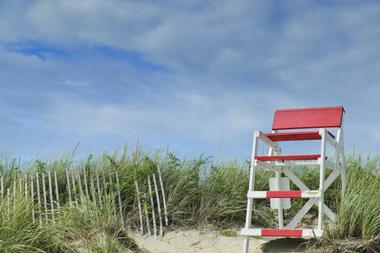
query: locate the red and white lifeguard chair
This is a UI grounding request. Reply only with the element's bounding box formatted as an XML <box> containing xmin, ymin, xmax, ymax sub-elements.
<box><xmin>241</xmin><ymin>106</ymin><xmax>346</xmax><ymax>253</ymax></box>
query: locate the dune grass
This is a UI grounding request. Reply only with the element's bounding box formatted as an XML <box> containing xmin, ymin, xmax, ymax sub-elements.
<box><xmin>0</xmin><ymin>147</ymin><xmax>379</xmax><ymax>252</ymax></box>
<box><xmin>308</xmin><ymin>156</ymin><xmax>380</xmax><ymax>253</ymax></box>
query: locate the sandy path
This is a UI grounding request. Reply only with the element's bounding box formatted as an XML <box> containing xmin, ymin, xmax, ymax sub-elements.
<box><xmin>131</xmin><ymin>229</ymin><xmax>306</xmax><ymax>253</ymax></box>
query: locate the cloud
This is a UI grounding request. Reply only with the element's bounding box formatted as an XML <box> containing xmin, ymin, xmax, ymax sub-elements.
<box><xmin>0</xmin><ymin>0</ymin><xmax>380</xmax><ymax>158</ymax></box>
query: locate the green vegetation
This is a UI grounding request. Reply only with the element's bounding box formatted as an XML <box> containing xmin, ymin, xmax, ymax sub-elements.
<box><xmin>0</xmin><ymin>147</ymin><xmax>379</xmax><ymax>252</ymax></box>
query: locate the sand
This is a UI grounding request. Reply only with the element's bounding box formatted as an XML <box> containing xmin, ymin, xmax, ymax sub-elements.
<box><xmin>131</xmin><ymin>229</ymin><xmax>306</xmax><ymax>253</ymax></box>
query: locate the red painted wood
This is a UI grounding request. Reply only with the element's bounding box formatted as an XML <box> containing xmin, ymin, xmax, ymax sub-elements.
<box><xmin>266</xmin><ymin>190</ymin><xmax>302</xmax><ymax>198</ymax></box>
<box><xmin>255</xmin><ymin>154</ymin><xmax>320</xmax><ymax>161</ymax></box>
<box><xmin>261</xmin><ymin>229</ymin><xmax>303</xmax><ymax>237</ymax></box>
<box><xmin>264</xmin><ymin>131</ymin><xmax>335</xmax><ymax>141</ymax></box>
<box><xmin>272</xmin><ymin>106</ymin><xmax>344</xmax><ymax>130</ymax></box>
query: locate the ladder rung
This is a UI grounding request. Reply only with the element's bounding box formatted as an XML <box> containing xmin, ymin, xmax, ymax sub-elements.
<box><xmin>247</xmin><ymin>190</ymin><xmax>320</xmax><ymax>199</ymax></box>
<box><xmin>255</xmin><ymin>154</ymin><xmax>320</xmax><ymax>161</ymax></box>
<box><xmin>241</xmin><ymin>228</ymin><xmax>323</xmax><ymax>238</ymax></box>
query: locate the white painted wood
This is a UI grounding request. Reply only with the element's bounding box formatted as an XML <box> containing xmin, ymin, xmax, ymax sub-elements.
<box><xmin>7</xmin><ymin>187</ymin><xmax>10</xmax><ymax>213</ymax></box>
<box><xmin>0</xmin><ymin>175</ymin><xmax>3</xmax><ymax>199</ymax></box>
<box><xmin>157</xmin><ymin>165</ymin><xmax>169</xmax><ymax>227</ymax></box>
<box><xmin>65</xmin><ymin>168</ymin><xmax>72</xmax><ymax>206</ymax></box>
<box><xmin>76</xmin><ymin>170</ymin><xmax>84</xmax><ymax>203</ymax></box>
<box><xmin>109</xmin><ymin>174</ymin><xmax>117</xmax><ymax>217</ymax></box>
<box><xmin>248</xmin><ymin>190</ymin><xmax>320</xmax><ymax>199</ymax></box>
<box><xmin>31</xmin><ymin>175</ymin><xmax>35</xmax><ymax>222</ymax></box>
<box><xmin>115</xmin><ymin>171</ymin><xmax>124</xmax><ymax>225</ymax></box>
<box><xmin>143</xmin><ymin>193</ymin><xmax>151</xmax><ymax>235</ymax></box>
<box><xmin>241</xmin><ymin>228</ymin><xmax>323</xmax><ymax>238</ymax></box>
<box><xmin>256</xmin><ymin>130</ymin><xmax>278</xmax><ymax>150</ymax></box>
<box><xmin>54</xmin><ymin>171</ymin><xmax>60</xmax><ymax>209</ymax></box>
<box><xmin>318</xmin><ymin>129</ymin><xmax>326</xmax><ymax>231</ymax></box>
<box><xmin>48</xmin><ymin>171</ymin><xmax>55</xmax><ymax>224</ymax></box>
<box><xmin>273</xmin><ymin>161</ymin><xmax>320</xmax><ymax>167</ymax></box>
<box><xmin>42</xmin><ymin>173</ymin><xmax>48</xmax><ymax>223</ymax></box>
<box><xmin>13</xmin><ymin>179</ymin><xmax>16</xmax><ymax>211</ymax></box>
<box><xmin>153</xmin><ymin>173</ymin><xmax>163</xmax><ymax>237</ymax></box>
<box><xmin>83</xmin><ymin>167</ymin><xmax>90</xmax><ymax>201</ymax></box>
<box><xmin>247</xmin><ymin>191</ymin><xmax>267</xmax><ymax>198</ymax></box>
<box><xmin>36</xmin><ymin>172</ymin><xmax>42</xmax><ymax>224</ymax></box>
<box><xmin>243</xmin><ymin>131</ymin><xmax>258</xmax><ymax>253</ymax></box>
<box><xmin>24</xmin><ymin>174</ymin><xmax>28</xmax><ymax>199</ymax></box>
<box><xmin>70</xmin><ymin>170</ymin><xmax>78</xmax><ymax>203</ymax></box>
<box><xmin>254</xmin><ymin>160</ymin><xmax>281</xmax><ymax>172</ymax></box>
<box><xmin>96</xmin><ymin>170</ymin><xmax>102</xmax><ymax>208</ymax></box>
<box><xmin>286</xmin><ymin>199</ymin><xmax>316</xmax><ymax>229</ymax></box>
<box><xmin>269</xmin><ymin>177</ymin><xmax>291</xmax><ymax>209</ymax></box>
<box><xmin>134</xmin><ymin>180</ymin><xmax>144</xmax><ymax>235</ymax></box>
<box><xmin>19</xmin><ymin>176</ymin><xmax>22</xmax><ymax>196</ymax></box>
<box><xmin>148</xmin><ymin>175</ymin><xmax>157</xmax><ymax>238</ymax></box>
<box><xmin>89</xmin><ymin>170</ymin><xmax>97</xmax><ymax>206</ymax></box>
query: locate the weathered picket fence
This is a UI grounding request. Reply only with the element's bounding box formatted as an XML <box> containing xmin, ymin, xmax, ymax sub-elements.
<box><xmin>0</xmin><ymin>166</ymin><xmax>169</xmax><ymax>237</ymax></box>
<box><xmin>134</xmin><ymin>165</ymin><xmax>169</xmax><ymax>237</ymax></box>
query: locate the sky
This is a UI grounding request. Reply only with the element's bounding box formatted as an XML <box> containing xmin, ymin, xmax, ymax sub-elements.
<box><xmin>0</xmin><ymin>0</ymin><xmax>380</xmax><ymax>161</ymax></box>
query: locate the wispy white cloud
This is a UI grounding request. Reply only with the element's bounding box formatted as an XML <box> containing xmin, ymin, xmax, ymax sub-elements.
<box><xmin>0</xmin><ymin>0</ymin><xmax>380</xmax><ymax>158</ymax></box>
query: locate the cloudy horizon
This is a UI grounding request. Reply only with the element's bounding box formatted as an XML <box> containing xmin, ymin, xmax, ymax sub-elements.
<box><xmin>0</xmin><ymin>0</ymin><xmax>379</xmax><ymax>161</ymax></box>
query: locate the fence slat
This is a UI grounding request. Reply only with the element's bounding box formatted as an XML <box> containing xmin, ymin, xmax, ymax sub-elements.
<box><xmin>157</xmin><ymin>165</ymin><xmax>169</xmax><ymax>226</ymax></box>
<box><xmin>70</xmin><ymin>170</ymin><xmax>78</xmax><ymax>203</ymax></box>
<box><xmin>148</xmin><ymin>176</ymin><xmax>157</xmax><ymax>237</ymax></box>
<box><xmin>65</xmin><ymin>168</ymin><xmax>72</xmax><ymax>206</ymax></box>
<box><xmin>115</xmin><ymin>171</ymin><xmax>124</xmax><ymax>225</ymax></box>
<box><xmin>144</xmin><ymin>193</ymin><xmax>151</xmax><ymax>235</ymax></box>
<box><xmin>31</xmin><ymin>175</ymin><xmax>35</xmax><ymax>222</ymax></box>
<box><xmin>109</xmin><ymin>174</ymin><xmax>116</xmax><ymax>217</ymax></box>
<box><xmin>83</xmin><ymin>167</ymin><xmax>90</xmax><ymax>201</ymax></box>
<box><xmin>96</xmin><ymin>170</ymin><xmax>102</xmax><ymax>208</ymax></box>
<box><xmin>48</xmin><ymin>172</ymin><xmax>55</xmax><ymax>224</ymax></box>
<box><xmin>90</xmin><ymin>170</ymin><xmax>97</xmax><ymax>205</ymax></box>
<box><xmin>24</xmin><ymin>174</ymin><xmax>28</xmax><ymax>199</ymax></box>
<box><xmin>135</xmin><ymin>180</ymin><xmax>144</xmax><ymax>235</ymax></box>
<box><xmin>13</xmin><ymin>179</ymin><xmax>16</xmax><ymax>211</ymax></box>
<box><xmin>42</xmin><ymin>173</ymin><xmax>48</xmax><ymax>223</ymax></box>
<box><xmin>76</xmin><ymin>170</ymin><xmax>84</xmax><ymax>203</ymax></box>
<box><xmin>1</xmin><ymin>174</ymin><xmax>3</xmax><ymax>199</ymax></box>
<box><xmin>54</xmin><ymin>170</ymin><xmax>60</xmax><ymax>209</ymax></box>
<box><xmin>153</xmin><ymin>173</ymin><xmax>163</xmax><ymax>237</ymax></box>
<box><xmin>36</xmin><ymin>172</ymin><xmax>42</xmax><ymax>224</ymax></box>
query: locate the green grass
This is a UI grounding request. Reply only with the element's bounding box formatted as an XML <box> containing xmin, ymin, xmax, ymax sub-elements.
<box><xmin>0</xmin><ymin>147</ymin><xmax>379</xmax><ymax>252</ymax></box>
<box><xmin>307</xmin><ymin>156</ymin><xmax>380</xmax><ymax>252</ymax></box>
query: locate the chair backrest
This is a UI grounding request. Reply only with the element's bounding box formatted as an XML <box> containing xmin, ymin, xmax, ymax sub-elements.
<box><xmin>272</xmin><ymin>106</ymin><xmax>345</xmax><ymax>130</ymax></box>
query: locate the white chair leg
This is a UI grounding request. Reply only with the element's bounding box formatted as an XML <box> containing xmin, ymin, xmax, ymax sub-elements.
<box><xmin>317</xmin><ymin>129</ymin><xmax>326</xmax><ymax>230</ymax></box>
<box><xmin>242</xmin><ymin>132</ymin><xmax>258</xmax><ymax>253</ymax></box>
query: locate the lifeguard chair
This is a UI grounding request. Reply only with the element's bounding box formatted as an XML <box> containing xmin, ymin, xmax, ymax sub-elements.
<box><xmin>241</xmin><ymin>106</ymin><xmax>346</xmax><ymax>253</ymax></box>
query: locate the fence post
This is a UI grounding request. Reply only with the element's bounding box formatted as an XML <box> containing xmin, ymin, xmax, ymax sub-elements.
<box><xmin>148</xmin><ymin>176</ymin><xmax>157</xmax><ymax>237</ymax></box>
<box><xmin>42</xmin><ymin>173</ymin><xmax>48</xmax><ymax>223</ymax></box>
<box><xmin>36</xmin><ymin>172</ymin><xmax>42</xmax><ymax>224</ymax></box>
<box><xmin>135</xmin><ymin>180</ymin><xmax>144</xmax><ymax>235</ymax></box>
<box><xmin>31</xmin><ymin>174</ymin><xmax>35</xmax><ymax>222</ymax></box>
<box><xmin>157</xmin><ymin>165</ymin><xmax>168</xmax><ymax>226</ymax></box>
<box><xmin>115</xmin><ymin>171</ymin><xmax>124</xmax><ymax>225</ymax></box>
<box><xmin>153</xmin><ymin>174</ymin><xmax>163</xmax><ymax>237</ymax></box>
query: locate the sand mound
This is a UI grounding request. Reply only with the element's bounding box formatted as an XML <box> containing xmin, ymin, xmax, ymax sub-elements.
<box><xmin>131</xmin><ymin>229</ymin><xmax>306</xmax><ymax>253</ymax></box>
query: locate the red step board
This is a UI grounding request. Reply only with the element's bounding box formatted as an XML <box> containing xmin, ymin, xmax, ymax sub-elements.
<box><xmin>266</xmin><ymin>190</ymin><xmax>302</xmax><ymax>198</ymax></box>
<box><xmin>255</xmin><ymin>154</ymin><xmax>320</xmax><ymax>161</ymax></box>
<box><xmin>264</xmin><ymin>131</ymin><xmax>335</xmax><ymax>142</ymax></box>
<box><xmin>262</xmin><ymin>229</ymin><xmax>303</xmax><ymax>237</ymax></box>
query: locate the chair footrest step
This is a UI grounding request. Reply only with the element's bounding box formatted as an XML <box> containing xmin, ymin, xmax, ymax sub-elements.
<box><xmin>255</xmin><ymin>154</ymin><xmax>321</xmax><ymax>161</ymax></box>
<box><xmin>264</xmin><ymin>131</ymin><xmax>335</xmax><ymax>142</ymax></box>
<box><xmin>241</xmin><ymin>228</ymin><xmax>323</xmax><ymax>238</ymax></box>
<box><xmin>247</xmin><ymin>190</ymin><xmax>320</xmax><ymax>199</ymax></box>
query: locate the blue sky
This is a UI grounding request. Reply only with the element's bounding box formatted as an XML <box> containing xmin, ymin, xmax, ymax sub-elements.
<box><xmin>0</xmin><ymin>0</ymin><xmax>380</xmax><ymax>160</ymax></box>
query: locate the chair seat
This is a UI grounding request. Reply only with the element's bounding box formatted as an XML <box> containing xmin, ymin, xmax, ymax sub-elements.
<box><xmin>264</xmin><ymin>131</ymin><xmax>335</xmax><ymax>142</ymax></box>
<box><xmin>255</xmin><ymin>154</ymin><xmax>321</xmax><ymax>161</ymax></box>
